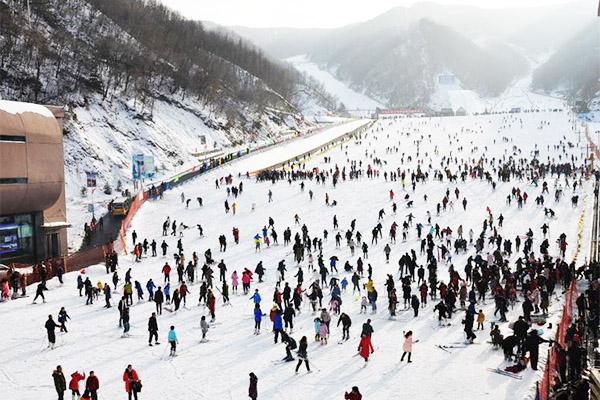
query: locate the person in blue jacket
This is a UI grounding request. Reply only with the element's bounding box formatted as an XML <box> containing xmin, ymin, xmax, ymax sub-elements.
<box><xmin>250</xmin><ymin>289</ymin><xmax>261</xmax><ymax>305</ymax></box>
<box><xmin>168</xmin><ymin>325</ymin><xmax>178</xmax><ymax>356</ymax></box>
<box><xmin>273</xmin><ymin>308</ymin><xmax>283</xmax><ymax>343</ymax></box>
<box><xmin>134</xmin><ymin>281</ymin><xmax>143</xmax><ymax>301</ymax></box>
<box><xmin>254</xmin><ymin>304</ymin><xmax>263</xmax><ymax>335</ymax></box>
<box><xmin>164</xmin><ymin>283</ymin><xmax>171</xmax><ymax>304</ymax></box>
<box><xmin>146</xmin><ymin>279</ymin><xmax>156</xmax><ymax>301</ymax></box>
<box><xmin>340</xmin><ymin>277</ymin><xmax>348</xmax><ymax>292</ymax></box>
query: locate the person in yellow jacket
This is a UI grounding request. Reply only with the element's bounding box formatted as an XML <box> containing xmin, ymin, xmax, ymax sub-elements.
<box><xmin>364</xmin><ymin>278</ymin><xmax>374</xmax><ymax>294</ymax></box>
<box><xmin>476</xmin><ymin>310</ymin><xmax>485</xmax><ymax>330</ymax></box>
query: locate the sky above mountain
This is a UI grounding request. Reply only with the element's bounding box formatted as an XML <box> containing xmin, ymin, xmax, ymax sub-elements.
<box><xmin>160</xmin><ymin>0</ymin><xmax>577</xmax><ymax>28</ymax></box>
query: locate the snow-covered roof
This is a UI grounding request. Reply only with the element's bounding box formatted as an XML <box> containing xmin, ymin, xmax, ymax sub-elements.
<box><xmin>0</xmin><ymin>100</ymin><xmax>54</xmax><ymax>118</ymax></box>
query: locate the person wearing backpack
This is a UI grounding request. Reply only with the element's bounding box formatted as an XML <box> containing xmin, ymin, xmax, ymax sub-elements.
<box><xmin>122</xmin><ymin>365</ymin><xmax>140</xmax><ymax>400</ymax></box>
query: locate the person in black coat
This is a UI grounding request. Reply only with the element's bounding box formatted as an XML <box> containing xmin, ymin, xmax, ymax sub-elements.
<box><xmin>248</xmin><ymin>372</ymin><xmax>258</xmax><ymax>400</ymax></box>
<box><xmin>33</xmin><ymin>282</ymin><xmax>47</xmax><ymax>303</ymax></box>
<box><xmin>502</xmin><ymin>334</ymin><xmax>520</xmax><ymax>361</ymax></box>
<box><xmin>148</xmin><ymin>312</ymin><xmax>159</xmax><ymax>346</ymax></box>
<box><xmin>281</xmin><ymin>332</ymin><xmax>297</xmax><ymax>361</ymax></box>
<box><xmin>295</xmin><ymin>336</ymin><xmax>310</xmax><ymax>373</ymax></box>
<box><xmin>338</xmin><ymin>313</ymin><xmax>352</xmax><ymax>340</ymax></box>
<box><xmin>52</xmin><ymin>365</ymin><xmax>66</xmax><ymax>400</ymax></box>
<box><xmin>513</xmin><ymin>315</ymin><xmax>528</xmax><ymax>337</ymax></box>
<box><xmin>522</xmin><ymin>298</ymin><xmax>534</xmax><ymax>321</ymax></box>
<box><xmin>524</xmin><ymin>329</ymin><xmax>551</xmax><ymax>370</ymax></box>
<box><xmin>154</xmin><ymin>287</ymin><xmax>164</xmax><ymax>315</ymax></box>
<box><xmin>45</xmin><ymin>315</ymin><xmax>61</xmax><ymax>348</ymax></box>
<box><xmin>361</xmin><ymin>319</ymin><xmax>373</xmax><ymax>338</ymax></box>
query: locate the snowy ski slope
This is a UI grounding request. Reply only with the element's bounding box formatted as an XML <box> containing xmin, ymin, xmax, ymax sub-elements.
<box><xmin>287</xmin><ymin>55</ymin><xmax>384</xmax><ymax>111</ymax></box>
<box><xmin>1</xmin><ymin>110</ymin><xmax>592</xmax><ymax>400</ymax></box>
<box><xmin>232</xmin><ymin>119</ymin><xmax>370</xmax><ymax>174</ymax></box>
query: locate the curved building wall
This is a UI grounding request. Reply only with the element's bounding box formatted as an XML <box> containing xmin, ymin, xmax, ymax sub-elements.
<box><xmin>0</xmin><ymin>101</ymin><xmax>68</xmax><ymax>263</ymax></box>
<box><xmin>0</xmin><ymin>104</ymin><xmax>64</xmax><ymax>215</ymax></box>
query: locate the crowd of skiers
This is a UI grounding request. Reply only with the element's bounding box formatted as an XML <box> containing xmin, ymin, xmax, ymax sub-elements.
<box><xmin>19</xmin><ymin>113</ymin><xmax>598</xmax><ymax>400</ymax></box>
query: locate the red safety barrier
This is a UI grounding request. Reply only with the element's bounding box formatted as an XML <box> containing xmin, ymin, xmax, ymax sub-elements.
<box><xmin>538</xmin><ymin>280</ymin><xmax>577</xmax><ymax>399</ymax></box>
<box><xmin>118</xmin><ymin>190</ymin><xmax>148</xmax><ymax>255</ymax></box>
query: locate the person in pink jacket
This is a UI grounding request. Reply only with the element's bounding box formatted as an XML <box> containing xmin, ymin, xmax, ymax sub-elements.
<box><xmin>318</xmin><ymin>320</ymin><xmax>329</xmax><ymax>344</ymax></box>
<box><xmin>231</xmin><ymin>271</ymin><xmax>239</xmax><ymax>294</ymax></box>
<box><xmin>401</xmin><ymin>330</ymin><xmax>415</xmax><ymax>363</ymax></box>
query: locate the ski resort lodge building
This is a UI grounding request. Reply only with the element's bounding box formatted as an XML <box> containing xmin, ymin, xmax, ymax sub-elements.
<box><xmin>0</xmin><ymin>100</ymin><xmax>68</xmax><ymax>264</ymax></box>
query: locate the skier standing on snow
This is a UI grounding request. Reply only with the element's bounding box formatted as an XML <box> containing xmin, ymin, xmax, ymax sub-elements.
<box><xmin>154</xmin><ymin>286</ymin><xmax>164</xmax><ymax>315</ymax></box>
<box><xmin>207</xmin><ymin>289</ymin><xmax>216</xmax><ymax>321</ymax></box>
<box><xmin>122</xmin><ymin>305</ymin><xmax>131</xmax><ymax>337</ymax></box>
<box><xmin>45</xmin><ymin>315</ymin><xmax>61</xmax><ymax>349</ymax></box>
<box><xmin>168</xmin><ymin>325</ymin><xmax>178</xmax><ymax>356</ymax></box>
<box><xmin>357</xmin><ymin>334</ymin><xmax>374</xmax><ymax>363</ymax></box>
<box><xmin>148</xmin><ymin>312</ymin><xmax>159</xmax><ymax>346</ymax></box>
<box><xmin>400</xmin><ymin>331</ymin><xmax>415</xmax><ymax>363</ymax></box>
<box><xmin>295</xmin><ymin>336</ymin><xmax>311</xmax><ymax>374</ymax></box>
<box><xmin>254</xmin><ymin>304</ymin><xmax>263</xmax><ymax>335</ymax></box>
<box><xmin>200</xmin><ymin>315</ymin><xmax>209</xmax><ymax>341</ymax></box>
<box><xmin>58</xmin><ymin>307</ymin><xmax>70</xmax><ymax>333</ymax></box>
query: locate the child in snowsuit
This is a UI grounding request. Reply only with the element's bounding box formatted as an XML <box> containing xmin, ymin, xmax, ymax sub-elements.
<box><xmin>200</xmin><ymin>316</ymin><xmax>209</xmax><ymax>341</ymax></box>
<box><xmin>360</xmin><ymin>296</ymin><xmax>368</xmax><ymax>314</ymax></box>
<box><xmin>477</xmin><ymin>310</ymin><xmax>485</xmax><ymax>330</ymax></box>
<box><xmin>313</xmin><ymin>318</ymin><xmax>321</xmax><ymax>341</ymax></box>
<box><xmin>400</xmin><ymin>331</ymin><xmax>414</xmax><ymax>363</ymax></box>
<box><xmin>318</xmin><ymin>320</ymin><xmax>329</xmax><ymax>344</ymax></box>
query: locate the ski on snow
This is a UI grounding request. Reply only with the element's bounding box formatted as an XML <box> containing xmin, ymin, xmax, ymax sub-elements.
<box><xmin>487</xmin><ymin>368</ymin><xmax>523</xmax><ymax>380</ymax></box>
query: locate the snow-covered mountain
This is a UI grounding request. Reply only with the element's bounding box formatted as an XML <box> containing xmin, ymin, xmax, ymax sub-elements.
<box><xmin>0</xmin><ymin>0</ymin><xmax>342</xmax><ymax>229</ymax></box>
<box><xmin>230</xmin><ymin>1</ymin><xmax>595</xmax><ymax>109</ymax></box>
<box><xmin>532</xmin><ymin>21</ymin><xmax>600</xmax><ymax>108</ymax></box>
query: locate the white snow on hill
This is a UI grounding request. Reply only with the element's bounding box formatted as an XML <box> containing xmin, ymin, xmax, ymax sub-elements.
<box><xmin>1</xmin><ymin>110</ymin><xmax>591</xmax><ymax>400</ymax></box>
<box><xmin>287</xmin><ymin>55</ymin><xmax>385</xmax><ymax>112</ymax></box>
<box><xmin>429</xmin><ymin>74</ymin><xmax>567</xmax><ymax>115</ymax></box>
<box><xmin>63</xmin><ymin>95</ymin><xmax>312</xmax><ymax>250</ymax></box>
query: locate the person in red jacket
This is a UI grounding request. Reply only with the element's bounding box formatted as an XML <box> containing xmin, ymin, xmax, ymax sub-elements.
<box><xmin>357</xmin><ymin>334</ymin><xmax>374</xmax><ymax>363</ymax></box>
<box><xmin>345</xmin><ymin>386</ymin><xmax>362</xmax><ymax>400</ymax></box>
<box><xmin>162</xmin><ymin>263</ymin><xmax>171</xmax><ymax>283</ymax></box>
<box><xmin>123</xmin><ymin>364</ymin><xmax>140</xmax><ymax>400</ymax></box>
<box><xmin>207</xmin><ymin>289</ymin><xmax>216</xmax><ymax>322</ymax></box>
<box><xmin>84</xmin><ymin>371</ymin><xmax>99</xmax><ymax>400</ymax></box>
<box><xmin>69</xmin><ymin>370</ymin><xmax>85</xmax><ymax>400</ymax></box>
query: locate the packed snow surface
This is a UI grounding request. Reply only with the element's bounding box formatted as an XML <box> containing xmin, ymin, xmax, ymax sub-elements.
<box><xmin>1</xmin><ymin>110</ymin><xmax>592</xmax><ymax>400</ymax></box>
<box><xmin>233</xmin><ymin>119</ymin><xmax>370</xmax><ymax>174</ymax></box>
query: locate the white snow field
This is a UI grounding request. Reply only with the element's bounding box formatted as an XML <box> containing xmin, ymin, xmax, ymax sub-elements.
<box><xmin>1</xmin><ymin>110</ymin><xmax>593</xmax><ymax>400</ymax></box>
<box><xmin>231</xmin><ymin>119</ymin><xmax>371</xmax><ymax>174</ymax></box>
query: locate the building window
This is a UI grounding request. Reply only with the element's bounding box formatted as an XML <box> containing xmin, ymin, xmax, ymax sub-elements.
<box><xmin>0</xmin><ymin>214</ymin><xmax>34</xmax><ymax>259</ymax></box>
<box><xmin>0</xmin><ymin>135</ymin><xmax>26</xmax><ymax>142</ymax></box>
<box><xmin>0</xmin><ymin>178</ymin><xmax>27</xmax><ymax>184</ymax></box>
